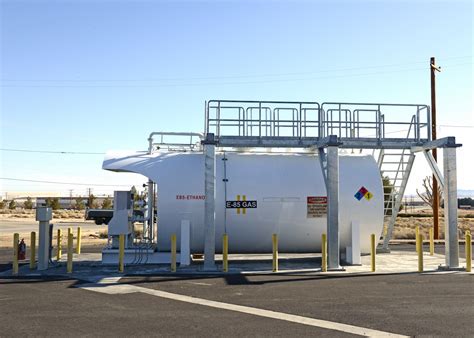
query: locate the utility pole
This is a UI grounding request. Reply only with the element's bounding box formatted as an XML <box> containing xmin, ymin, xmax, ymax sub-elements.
<box><xmin>69</xmin><ymin>189</ymin><xmax>73</xmax><ymax>209</ymax></box>
<box><xmin>430</xmin><ymin>57</ymin><xmax>441</xmax><ymax>239</ymax></box>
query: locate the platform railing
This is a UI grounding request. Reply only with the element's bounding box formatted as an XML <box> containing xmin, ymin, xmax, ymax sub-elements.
<box><xmin>205</xmin><ymin>100</ymin><xmax>430</xmax><ymax>146</ymax></box>
<box><xmin>148</xmin><ymin>132</ymin><xmax>204</xmax><ymax>152</ymax></box>
<box><xmin>206</xmin><ymin>100</ymin><xmax>321</xmax><ymax>139</ymax></box>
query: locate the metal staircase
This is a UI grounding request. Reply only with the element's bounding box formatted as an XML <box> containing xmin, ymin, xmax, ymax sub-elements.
<box><xmin>378</xmin><ymin>148</ymin><xmax>415</xmax><ymax>250</ymax></box>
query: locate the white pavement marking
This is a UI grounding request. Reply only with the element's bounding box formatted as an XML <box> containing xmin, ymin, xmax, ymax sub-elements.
<box><xmin>81</xmin><ymin>282</ymin><xmax>407</xmax><ymax>337</ymax></box>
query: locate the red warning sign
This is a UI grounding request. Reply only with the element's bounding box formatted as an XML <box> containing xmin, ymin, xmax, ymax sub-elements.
<box><xmin>307</xmin><ymin>196</ymin><xmax>327</xmax><ymax>218</ymax></box>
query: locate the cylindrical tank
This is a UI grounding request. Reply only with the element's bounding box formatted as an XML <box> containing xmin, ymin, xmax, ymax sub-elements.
<box><xmin>103</xmin><ymin>151</ymin><xmax>384</xmax><ymax>254</ymax></box>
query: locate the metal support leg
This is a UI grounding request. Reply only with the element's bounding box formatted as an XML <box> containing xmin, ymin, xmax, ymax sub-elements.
<box><xmin>327</xmin><ymin>144</ymin><xmax>341</xmax><ymax>269</ymax></box>
<box><xmin>443</xmin><ymin>146</ymin><xmax>459</xmax><ymax>268</ymax></box>
<box><xmin>203</xmin><ymin>134</ymin><xmax>217</xmax><ymax>270</ymax></box>
<box><xmin>318</xmin><ymin>148</ymin><xmax>327</xmax><ymax>188</ymax></box>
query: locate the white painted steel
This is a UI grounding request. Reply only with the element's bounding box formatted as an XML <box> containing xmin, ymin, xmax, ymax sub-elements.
<box><xmin>180</xmin><ymin>220</ymin><xmax>191</xmax><ymax>266</ymax></box>
<box><xmin>103</xmin><ymin>151</ymin><xmax>384</xmax><ymax>254</ymax></box>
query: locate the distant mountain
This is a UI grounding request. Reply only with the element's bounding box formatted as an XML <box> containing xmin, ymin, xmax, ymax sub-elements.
<box><xmin>458</xmin><ymin>190</ymin><xmax>474</xmax><ymax>198</ymax></box>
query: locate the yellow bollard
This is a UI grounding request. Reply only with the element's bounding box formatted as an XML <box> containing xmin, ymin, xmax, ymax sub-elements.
<box><xmin>57</xmin><ymin>229</ymin><xmax>62</xmax><ymax>261</ymax></box>
<box><xmin>222</xmin><ymin>234</ymin><xmax>228</xmax><ymax>272</ymax></box>
<box><xmin>466</xmin><ymin>230</ymin><xmax>471</xmax><ymax>273</ymax></box>
<box><xmin>76</xmin><ymin>227</ymin><xmax>81</xmax><ymax>254</ymax></box>
<box><xmin>272</xmin><ymin>233</ymin><xmax>278</xmax><ymax>272</ymax></box>
<box><xmin>417</xmin><ymin>233</ymin><xmax>423</xmax><ymax>272</ymax></box>
<box><xmin>67</xmin><ymin>227</ymin><xmax>73</xmax><ymax>253</ymax></box>
<box><xmin>67</xmin><ymin>233</ymin><xmax>73</xmax><ymax>273</ymax></box>
<box><xmin>30</xmin><ymin>232</ymin><xmax>36</xmax><ymax>269</ymax></box>
<box><xmin>415</xmin><ymin>226</ymin><xmax>420</xmax><ymax>253</ymax></box>
<box><xmin>13</xmin><ymin>233</ymin><xmax>19</xmax><ymax>275</ymax></box>
<box><xmin>321</xmin><ymin>233</ymin><xmax>327</xmax><ymax>272</ymax></box>
<box><xmin>429</xmin><ymin>227</ymin><xmax>434</xmax><ymax>256</ymax></box>
<box><xmin>171</xmin><ymin>234</ymin><xmax>177</xmax><ymax>272</ymax></box>
<box><xmin>119</xmin><ymin>234</ymin><xmax>125</xmax><ymax>273</ymax></box>
<box><xmin>370</xmin><ymin>234</ymin><xmax>376</xmax><ymax>272</ymax></box>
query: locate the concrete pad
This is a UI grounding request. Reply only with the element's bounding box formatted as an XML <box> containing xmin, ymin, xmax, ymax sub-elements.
<box><xmin>2</xmin><ymin>249</ymin><xmax>471</xmax><ymax>278</ymax></box>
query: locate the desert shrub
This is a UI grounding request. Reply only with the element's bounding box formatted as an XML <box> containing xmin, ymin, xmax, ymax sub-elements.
<box><xmin>24</xmin><ymin>197</ymin><xmax>33</xmax><ymax>209</ymax></box>
<box><xmin>101</xmin><ymin>196</ymin><xmax>112</xmax><ymax>209</ymax></box>
<box><xmin>8</xmin><ymin>200</ymin><xmax>16</xmax><ymax>210</ymax></box>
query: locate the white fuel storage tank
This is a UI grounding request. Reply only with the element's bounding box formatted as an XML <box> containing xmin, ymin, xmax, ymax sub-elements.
<box><xmin>103</xmin><ymin>151</ymin><xmax>384</xmax><ymax>254</ymax></box>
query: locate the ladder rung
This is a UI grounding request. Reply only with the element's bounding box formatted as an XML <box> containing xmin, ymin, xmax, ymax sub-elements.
<box><xmin>381</xmin><ymin>161</ymin><xmax>409</xmax><ymax>164</ymax></box>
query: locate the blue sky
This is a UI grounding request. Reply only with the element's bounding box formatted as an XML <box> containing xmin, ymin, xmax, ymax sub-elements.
<box><xmin>1</xmin><ymin>0</ymin><xmax>473</xmax><ymax>197</ymax></box>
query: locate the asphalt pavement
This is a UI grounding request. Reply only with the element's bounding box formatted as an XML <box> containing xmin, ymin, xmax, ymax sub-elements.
<box><xmin>1</xmin><ymin>271</ymin><xmax>472</xmax><ymax>337</ymax></box>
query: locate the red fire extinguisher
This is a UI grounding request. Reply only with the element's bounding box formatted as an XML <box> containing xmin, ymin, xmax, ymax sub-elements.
<box><xmin>18</xmin><ymin>238</ymin><xmax>26</xmax><ymax>260</ymax></box>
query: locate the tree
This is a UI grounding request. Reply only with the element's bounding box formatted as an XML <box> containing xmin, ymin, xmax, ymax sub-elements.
<box><xmin>50</xmin><ymin>198</ymin><xmax>60</xmax><ymax>210</ymax></box>
<box><xmin>416</xmin><ymin>176</ymin><xmax>442</xmax><ymax>211</ymax></box>
<box><xmin>44</xmin><ymin>197</ymin><xmax>60</xmax><ymax>210</ymax></box>
<box><xmin>8</xmin><ymin>200</ymin><xmax>16</xmax><ymax>210</ymax></box>
<box><xmin>101</xmin><ymin>196</ymin><xmax>112</xmax><ymax>209</ymax></box>
<box><xmin>24</xmin><ymin>197</ymin><xmax>33</xmax><ymax>209</ymax></box>
<box><xmin>75</xmin><ymin>197</ymin><xmax>85</xmax><ymax>210</ymax></box>
<box><xmin>87</xmin><ymin>194</ymin><xmax>97</xmax><ymax>208</ymax></box>
<box><xmin>458</xmin><ymin>197</ymin><xmax>474</xmax><ymax>207</ymax></box>
<box><xmin>0</xmin><ymin>200</ymin><xmax>5</xmax><ymax>209</ymax></box>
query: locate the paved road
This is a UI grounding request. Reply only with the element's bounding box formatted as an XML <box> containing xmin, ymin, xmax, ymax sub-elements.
<box><xmin>0</xmin><ymin>218</ymin><xmax>99</xmax><ymax>234</ymax></box>
<box><xmin>1</xmin><ymin>272</ymin><xmax>472</xmax><ymax>337</ymax></box>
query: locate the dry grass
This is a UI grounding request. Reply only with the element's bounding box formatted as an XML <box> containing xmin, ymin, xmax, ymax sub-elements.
<box><xmin>0</xmin><ymin>209</ymin><xmax>84</xmax><ymax>219</ymax></box>
<box><xmin>391</xmin><ymin>215</ymin><xmax>474</xmax><ymax>239</ymax></box>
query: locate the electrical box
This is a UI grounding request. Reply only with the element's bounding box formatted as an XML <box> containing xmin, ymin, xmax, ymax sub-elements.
<box><xmin>36</xmin><ymin>207</ymin><xmax>53</xmax><ymax>222</ymax></box>
<box><xmin>108</xmin><ymin>191</ymin><xmax>133</xmax><ymax>236</ymax></box>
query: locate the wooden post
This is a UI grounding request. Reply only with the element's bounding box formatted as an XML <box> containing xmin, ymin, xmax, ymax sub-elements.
<box><xmin>430</xmin><ymin>57</ymin><xmax>441</xmax><ymax>239</ymax></box>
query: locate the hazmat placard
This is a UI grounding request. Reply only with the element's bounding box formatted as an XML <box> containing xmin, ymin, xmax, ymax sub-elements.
<box><xmin>354</xmin><ymin>186</ymin><xmax>373</xmax><ymax>201</ymax></box>
<box><xmin>307</xmin><ymin>196</ymin><xmax>327</xmax><ymax>218</ymax></box>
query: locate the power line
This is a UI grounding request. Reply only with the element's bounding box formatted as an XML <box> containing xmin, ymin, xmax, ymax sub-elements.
<box><xmin>438</xmin><ymin>125</ymin><xmax>474</xmax><ymax>128</ymax></box>
<box><xmin>0</xmin><ymin>177</ymin><xmax>131</xmax><ymax>187</ymax></box>
<box><xmin>1</xmin><ymin>62</ymin><xmax>471</xmax><ymax>88</ymax></box>
<box><xmin>2</xmin><ymin>55</ymin><xmax>471</xmax><ymax>83</ymax></box>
